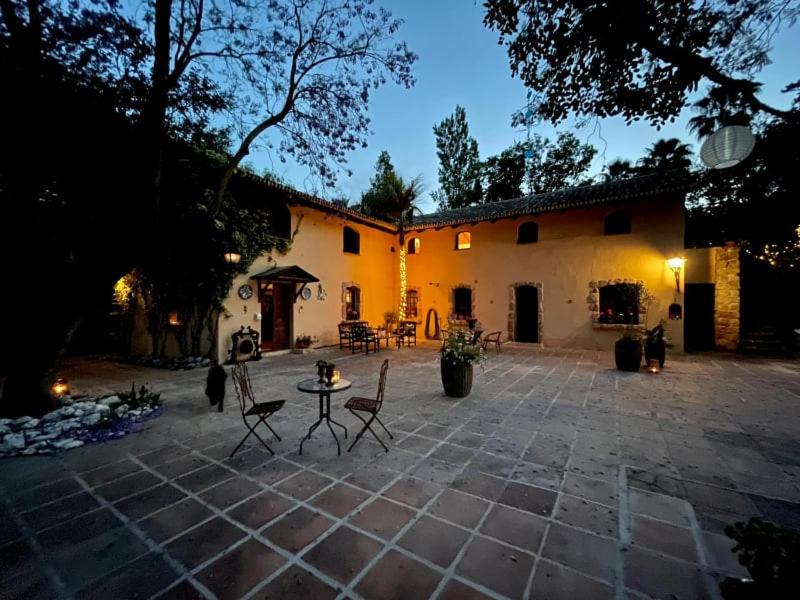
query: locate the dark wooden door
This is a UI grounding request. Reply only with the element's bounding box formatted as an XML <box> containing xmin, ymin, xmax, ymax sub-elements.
<box><xmin>272</xmin><ymin>283</ymin><xmax>293</xmax><ymax>350</ymax></box>
<box><xmin>515</xmin><ymin>285</ymin><xmax>539</xmax><ymax>343</ymax></box>
<box><xmin>260</xmin><ymin>288</ymin><xmax>274</xmax><ymax>348</ymax></box>
<box><xmin>685</xmin><ymin>283</ymin><xmax>715</xmax><ymax>352</ymax></box>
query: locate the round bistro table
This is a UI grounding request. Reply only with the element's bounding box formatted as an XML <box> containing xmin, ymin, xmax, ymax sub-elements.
<box><xmin>297</xmin><ymin>378</ymin><xmax>351</xmax><ymax>455</ymax></box>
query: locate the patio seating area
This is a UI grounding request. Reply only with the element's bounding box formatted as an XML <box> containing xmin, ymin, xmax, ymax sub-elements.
<box><xmin>2</xmin><ymin>345</ymin><xmax>800</xmax><ymax>599</ymax></box>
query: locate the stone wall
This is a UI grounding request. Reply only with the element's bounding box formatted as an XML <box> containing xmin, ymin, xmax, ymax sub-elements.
<box><xmin>714</xmin><ymin>243</ymin><xmax>741</xmax><ymax>350</ymax></box>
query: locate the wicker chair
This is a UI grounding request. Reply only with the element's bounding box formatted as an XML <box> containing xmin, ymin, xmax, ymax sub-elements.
<box><xmin>230</xmin><ymin>362</ymin><xmax>285</xmax><ymax>457</ymax></box>
<box><xmin>344</xmin><ymin>359</ymin><xmax>393</xmax><ymax>452</ymax></box>
<box><xmin>481</xmin><ymin>331</ymin><xmax>503</xmax><ymax>353</ymax></box>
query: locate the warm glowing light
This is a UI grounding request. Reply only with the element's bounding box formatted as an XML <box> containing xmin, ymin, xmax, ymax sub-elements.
<box><xmin>456</xmin><ymin>231</ymin><xmax>471</xmax><ymax>250</ymax></box>
<box><xmin>398</xmin><ymin>246</ymin><xmax>407</xmax><ymax>321</ymax></box>
<box><xmin>647</xmin><ymin>359</ymin><xmax>660</xmax><ymax>374</ymax></box>
<box><xmin>113</xmin><ymin>272</ymin><xmax>137</xmax><ymax>311</ymax></box>
<box><xmin>666</xmin><ymin>257</ymin><xmax>686</xmax><ymax>272</ymax></box>
<box><xmin>224</xmin><ymin>252</ymin><xmax>241</xmax><ymax>264</ymax></box>
<box><xmin>168</xmin><ymin>310</ymin><xmax>181</xmax><ymax>326</ymax></box>
<box><xmin>331</xmin><ymin>370</ymin><xmax>341</xmax><ymax>384</ymax></box>
<box><xmin>51</xmin><ymin>378</ymin><xmax>70</xmax><ymax>397</ymax></box>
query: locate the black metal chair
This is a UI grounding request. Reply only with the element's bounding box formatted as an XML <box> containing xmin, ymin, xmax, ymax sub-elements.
<box><xmin>338</xmin><ymin>322</ymin><xmax>353</xmax><ymax>350</ymax></box>
<box><xmin>351</xmin><ymin>324</ymin><xmax>379</xmax><ymax>354</ymax></box>
<box><xmin>345</xmin><ymin>359</ymin><xmax>392</xmax><ymax>452</ymax></box>
<box><xmin>397</xmin><ymin>321</ymin><xmax>417</xmax><ymax>347</ymax></box>
<box><xmin>230</xmin><ymin>362</ymin><xmax>285</xmax><ymax>457</ymax></box>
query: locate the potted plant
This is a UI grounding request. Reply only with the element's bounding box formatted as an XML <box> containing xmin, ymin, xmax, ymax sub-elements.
<box><xmin>293</xmin><ymin>335</ymin><xmax>316</xmax><ymax>353</ymax></box>
<box><xmin>440</xmin><ymin>330</ymin><xmax>485</xmax><ymax>397</ymax></box>
<box><xmin>615</xmin><ymin>332</ymin><xmax>643</xmax><ymax>371</ymax></box>
<box><xmin>644</xmin><ymin>322</ymin><xmax>666</xmax><ymax>368</ymax></box>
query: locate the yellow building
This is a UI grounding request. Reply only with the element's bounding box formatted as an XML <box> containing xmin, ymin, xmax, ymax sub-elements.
<box><xmin>216</xmin><ymin>172</ymin><xmax>740</xmax><ymax>362</ymax></box>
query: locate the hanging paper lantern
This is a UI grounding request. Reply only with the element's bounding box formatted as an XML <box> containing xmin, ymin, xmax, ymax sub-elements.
<box><xmin>700</xmin><ymin>125</ymin><xmax>756</xmax><ymax>169</ymax></box>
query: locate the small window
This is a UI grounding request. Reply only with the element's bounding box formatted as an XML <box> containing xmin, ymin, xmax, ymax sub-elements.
<box><xmin>345</xmin><ymin>285</ymin><xmax>361</xmax><ymax>320</ymax></box>
<box><xmin>406</xmin><ymin>290</ymin><xmax>419</xmax><ymax>318</ymax></box>
<box><xmin>604</xmin><ymin>210</ymin><xmax>631</xmax><ymax>235</ymax></box>
<box><xmin>407</xmin><ymin>237</ymin><xmax>421</xmax><ymax>254</ymax></box>
<box><xmin>598</xmin><ymin>283</ymin><xmax>640</xmax><ymax>324</ymax></box>
<box><xmin>453</xmin><ymin>287</ymin><xmax>472</xmax><ymax>319</ymax></box>
<box><xmin>269</xmin><ymin>203</ymin><xmax>292</xmax><ymax>239</ymax></box>
<box><xmin>343</xmin><ymin>226</ymin><xmax>360</xmax><ymax>254</ymax></box>
<box><xmin>517</xmin><ymin>221</ymin><xmax>539</xmax><ymax>244</ymax></box>
<box><xmin>455</xmin><ymin>231</ymin><xmax>471</xmax><ymax>250</ymax></box>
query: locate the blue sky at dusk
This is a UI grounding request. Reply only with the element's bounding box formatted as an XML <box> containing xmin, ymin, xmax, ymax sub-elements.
<box><xmin>251</xmin><ymin>0</ymin><xmax>800</xmax><ymax>214</ymax></box>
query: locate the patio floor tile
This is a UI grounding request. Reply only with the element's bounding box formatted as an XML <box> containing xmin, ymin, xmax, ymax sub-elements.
<box><xmin>303</xmin><ymin>525</ymin><xmax>384</xmax><ymax>585</ymax></box>
<box><xmin>311</xmin><ymin>483</ymin><xmax>370</xmax><ymax>517</ymax></box>
<box><xmin>348</xmin><ymin>497</ymin><xmax>416</xmax><ymax>540</ymax></box>
<box><xmin>398</xmin><ymin>515</ymin><xmax>470</xmax><ymax>567</ymax></box>
<box><xmin>199</xmin><ymin>477</ymin><xmax>263</xmax><ymax>509</ymax></box>
<box><xmin>624</xmin><ymin>546</ymin><xmax>712</xmax><ymax>599</ymax></box>
<box><xmin>555</xmin><ymin>494</ymin><xmax>619</xmax><ymax>537</ymax></box>
<box><xmin>257</xmin><ymin>565</ymin><xmax>339</xmax><ymax>599</ymax></box>
<box><xmin>479</xmin><ymin>503</ymin><xmax>548</xmax><ymax>552</ymax></box>
<box><xmin>174</xmin><ymin>464</ymin><xmax>236</xmax><ymax>493</ymax></box>
<box><xmin>631</xmin><ymin>514</ymin><xmax>698</xmax><ymax>562</ymax></box>
<box><xmin>74</xmin><ymin>552</ymin><xmax>180</xmax><ymax>600</ymax></box>
<box><xmin>140</xmin><ymin>498</ymin><xmax>214</xmax><ymax>543</ymax></box>
<box><xmin>531</xmin><ymin>560</ymin><xmax>613</xmax><ymax>600</ymax></box>
<box><xmin>94</xmin><ymin>470</ymin><xmax>163</xmax><ymax>502</ymax></box>
<box><xmin>356</xmin><ymin>549</ymin><xmax>442</xmax><ymax>600</ymax></box>
<box><xmin>449</xmin><ymin>470</ymin><xmax>506</xmax><ymax>501</ymax></box>
<box><xmin>437</xmin><ymin>579</ymin><xmax>493</xmax><ymax>600</ymax></box>
<box><xmin>383</xmin><ymin>476</ymin><xmax>441</xmax><ymax>508</ymax></box>
<box><xmin>21</xmin><ymin>492</ymin><xmax>101</xmax><ymax>531</ymax></box>
<box><xmin>225</xmin><ymin>491</ymin><xmax>295</xmax><ymax>529</ymax></box>
<box><xmin>195</xmin><ymin>538</ymin><xmax>285</xmax><ymax>600</ymax></box>
<box><xmin>114</xmin><ymin>483</ymin><xmax>187</xmax><ymax>520</ymax></box>
<box><xmin>429</xmin><ymin>488</ymin><xmax>489</xmax><ymax>528</ymax></box>
<box><xmin>164</xmin><ymin>517</ymin><xmax>247</xmax><ymax>570</ymax></box>
<box><xmin>262</xmin><ymin>506</ymin><xmax>334</xmax><ymax>552</ymax></box>
<box><xmin>497</xmin><ymin>481</ymin><xmax>558</xmax><ymax>517</ymax></box>
<box><xmin>154</xmin><ymin>454</ymin><xmax>210</xmax><ymax>479</ymax></box>
<box><xmin>455</xmin><ymin>535</ymin><xmax>535</xmax><ymax>599</ymax></box>
<box><xmin>275</xmin><ymin>469</ymin><xmax>333</xmax><ymax>500</ymax></box>
<box><xmin>541</xmin><ymin>522</ymin><xmax>617</xmax><ymax>582</ymax></box>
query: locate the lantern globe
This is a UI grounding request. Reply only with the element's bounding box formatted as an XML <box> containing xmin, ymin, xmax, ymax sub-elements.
<box><xmin>223</xmin><ymin>252</ymin><xmax>241</xmax><ymax>264</ymax></box>
<box><xmin>700</xmin><ymin>125</ymin><xmax>755</xmax><ymax>169</ymax></box>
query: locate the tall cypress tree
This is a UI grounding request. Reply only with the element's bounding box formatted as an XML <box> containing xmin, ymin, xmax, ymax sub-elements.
<box><xmin>432</xmin><ymin>106</ymin><xmax>482</xmax><ymax>210</ymax></box>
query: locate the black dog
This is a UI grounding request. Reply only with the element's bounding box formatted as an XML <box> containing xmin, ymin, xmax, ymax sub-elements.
<box><xmin>205</xmin><ymin>364</ymin><xmax>227</xmax><ymax>412</ymax></box>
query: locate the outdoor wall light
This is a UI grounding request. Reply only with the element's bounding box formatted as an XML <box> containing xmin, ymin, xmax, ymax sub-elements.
<box><xmin>223</xmin><ymin>252</ymin><xmax>241</xmax><ymax>264</ymax></box>
<box><xmin>667</xmin><ymin>257</ymin><xmax>686</xmax><ymax>293</ymax></box>
<box><xmin>51</xmin><ymin>378</ymin><xmax>70</xmax><ymax>397</ymax></box>
<box><xmin>168</xmin><ymin>310</ymin><xmax>181</xmax><ymax>326</ymax></box>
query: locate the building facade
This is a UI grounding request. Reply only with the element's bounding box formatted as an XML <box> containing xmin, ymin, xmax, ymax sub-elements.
<box><xmin>215</xmin><ymin>173</ymin><xmax>738</xmax><ymax>362</ymax></box>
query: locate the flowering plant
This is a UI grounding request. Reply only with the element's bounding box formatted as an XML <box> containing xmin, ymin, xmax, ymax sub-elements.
<box><xmin>440</xmin><ymin>330</ymin><xmax>486</xmax><ymax>366</ymax></box>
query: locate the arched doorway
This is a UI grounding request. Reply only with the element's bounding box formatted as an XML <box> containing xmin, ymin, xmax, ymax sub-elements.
<box><xmin>515</xmin><ymin>285</ymin><xmax>540</xmax><ymax>343</ymax></box>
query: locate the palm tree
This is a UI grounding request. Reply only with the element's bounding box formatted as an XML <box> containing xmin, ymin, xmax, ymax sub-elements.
<box><xmin>379</xmin><ymin>174</ymin><xmax>424</xmax><ymax>321</ymax></box>
<box><xmin>638</xmin><ymin>138</ymin><xmax>693</xmax><ymax>174</ymax></box>
<box><xmin>603</xmin><ymin>159</ymin><xmax>638</xmax><ymax>181</ymax></box>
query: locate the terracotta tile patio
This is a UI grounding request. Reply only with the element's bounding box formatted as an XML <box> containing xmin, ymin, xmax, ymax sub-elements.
<box><xmin>1</xmin><ymin>344</ymin><xmax>800</xmax><ymax>599</ymax></box>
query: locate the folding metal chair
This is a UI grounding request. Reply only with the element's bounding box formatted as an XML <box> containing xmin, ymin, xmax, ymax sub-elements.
<box><xmin>345</xmin><ymin>359</ymin><xmax>393</xmax><ymax>452</ymax></box>
<box><xmin>230</xmin><ymin>362</ymin><xmax>285</xmax><ymax>457</ymax></box>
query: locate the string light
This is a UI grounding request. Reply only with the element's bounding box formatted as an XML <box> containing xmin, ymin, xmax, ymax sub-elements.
<box><xmin>398</xmin><ymin>246</ymin><xmax>407</xmax><ymax>321</ymax></box>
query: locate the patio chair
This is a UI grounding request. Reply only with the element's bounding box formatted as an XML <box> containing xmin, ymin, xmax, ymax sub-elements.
<box><xmin>469</xmin><ymin>329</ymin><xmax>483</xmax><ymax>346</ymax></box>
<box><xmin>230</xmin><ymin>361</ymin><xmax>285</xmax><ymax>457</ymax></box>
<box><xmin>338</xmin><ymin>322</ymin><xmax>353</xmax><ymax>350</ymax></box>
<box><xmin>481</xmin><ymin>331</ymin><xmax>503</xmax><ymax>353</ymax></box>
<box><xmin>397</xmin><ymin>321</ymin><xmax>417</xmax><ymax>347</ymax></box>
<box><xmin>351</xmin><ymin>324</ymin><xmax>379</xmax><ymax>354</ymax></box>
<box><xmin>345</xmin><ymin>359</ymin><xmax>393</xmax><ymax>452</ymax></box>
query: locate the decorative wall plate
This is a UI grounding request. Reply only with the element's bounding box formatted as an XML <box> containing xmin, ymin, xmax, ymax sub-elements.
<box><xmin>300</xmin><ymin>286</ymin><xmax>312</xmax><ymax>300</ymax></box>
<box><xmin>238</xmin><ymin>284</ymin><xmax>254</xmax><ymax>300</ymax></box>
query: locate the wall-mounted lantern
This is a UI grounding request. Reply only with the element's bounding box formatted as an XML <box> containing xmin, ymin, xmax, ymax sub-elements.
<box><xmin>223</xmin><ymin>252</ymin><xmax>241</xmax><ymax>264</ymax></box>
<box><xmin>51</xmin><ymin>378</ymin><xmax>70</xmax><ymax>398</ymax></box>
<box><xmin>667</xmin><ymin>257</ymin><xmax>686</xmax><ymax>294</ymax></box>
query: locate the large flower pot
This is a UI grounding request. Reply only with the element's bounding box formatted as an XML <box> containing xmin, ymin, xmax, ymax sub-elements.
<box><xmin>441</xmin><ymin>361</ymin><xmax>473</xmax><ymax>397</ymax></box>
<box><xmin>615</xmin><ymin>338</ymin><xmax>642</xmax><ymax>372</ymax></box>
<box><xmin>644</xmin><ymin>340</ymin><xmax>666</xmax><ymax>368</ymax></box>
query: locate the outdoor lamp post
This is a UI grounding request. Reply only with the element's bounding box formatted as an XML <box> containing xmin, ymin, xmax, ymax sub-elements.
<box><xmin>51</xmin><ymin>378</ymin><xmax>70</xmax><ymax>398</ymax></box>
<box><xmin>223</xmin><ymin>252</ymin><xmax>241</xmax><ymax>264</ymax></box>
<box><xmin>667</xmin><ymin>257</ymin><xmax>686</xmax><ymax>294</ymax></box>
<box><xmin>700</xmin><ymin>125</ymin><xmax>756</xmax><ymax>169</ymax></box>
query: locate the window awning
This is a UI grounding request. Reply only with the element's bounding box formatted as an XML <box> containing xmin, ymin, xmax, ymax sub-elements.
<box><xmin>250</xmin><ymin>265</ymin><xmax>320</xmax><ymax>284</ymax></box>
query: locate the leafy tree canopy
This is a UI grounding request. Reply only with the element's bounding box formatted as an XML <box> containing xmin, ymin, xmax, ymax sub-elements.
<box><xmin>360</xmin><ymin>151</ymin><xmax>400</xmax><ymax>217</ymax></box>
<box><xmin>432</xmin><ymin>106</ymin><xmax>483</xmax><ymax>209</ymax></box>
<box><xmin>482</xmin><ymin>143</ymin><xmax>527</xmax><ymax>202</ymax></box>
<box><xmin>484</xmin><ymin>0</ymin><xmax>799</xmax><ymax>127</ymax></box>
<box><xmin>526</xmin><ymin>132</ymin><xmax>596</xmax><ymax>194</ymax></box>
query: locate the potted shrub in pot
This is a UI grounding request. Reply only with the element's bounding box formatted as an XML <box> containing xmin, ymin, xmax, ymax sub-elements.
<box><xmin>615</xmin><ymin>332</ymin><xmax>643</xmax><ymax>371</ymax></box>
<box><xmin>440</xmin><ymin>330</ymin><xmax>485</xmax><ymax>397</ymax></box>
